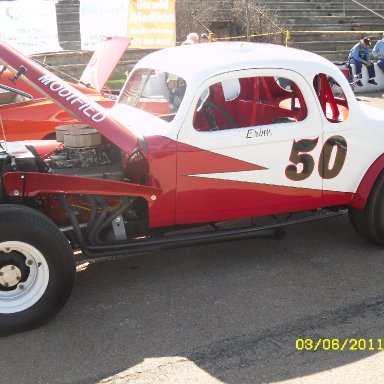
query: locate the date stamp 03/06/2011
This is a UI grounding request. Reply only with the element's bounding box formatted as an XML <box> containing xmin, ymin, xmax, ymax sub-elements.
<box><xmin>296</xmin><ymin>338</ymin><xmax>384</xmax><ymax>352</ymax></box>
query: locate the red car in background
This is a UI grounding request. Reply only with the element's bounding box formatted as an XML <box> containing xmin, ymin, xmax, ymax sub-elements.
<box><xmin>0</xmin><ymin>36</ymin><xmax>130</xmax><ymax>141</ymax></box>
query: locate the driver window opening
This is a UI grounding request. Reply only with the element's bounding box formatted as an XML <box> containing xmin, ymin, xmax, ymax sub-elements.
<box><xmin>313</xmin><ymin>73</ymin><xmax>349</xmax><ymax>123</ymax></box>
<box><xmin>193</xmin><ymin>76</ymin><xmax>307</xmax><ymax>131</ymax></box>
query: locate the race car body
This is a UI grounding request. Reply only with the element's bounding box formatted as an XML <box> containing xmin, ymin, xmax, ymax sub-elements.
<box><xmin>0</xmin><ymin>41</ymin><xmax>384</xmax><ymax>335</ymax></box>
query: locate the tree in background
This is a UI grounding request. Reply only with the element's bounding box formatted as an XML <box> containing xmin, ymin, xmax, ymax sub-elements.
<box><xmin>175</xmin><ymin>0</ymin><xmax>226</xmax><ymax>43</ymax></box>
<box><xmin>176</xmin><ymin>0</ymin><xmax>285</xmax><ymax>45</ymax></box>
<box><xmin>232</xmin><ymin>0</ymin><xmax>284</xmax><ymax>44</ymax></box>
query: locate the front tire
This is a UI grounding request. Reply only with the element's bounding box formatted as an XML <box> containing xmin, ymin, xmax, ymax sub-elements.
<box><xmin>0</xmin><ymin>205</ymin><xmax>75</xmax><ymax>335</ymax></box>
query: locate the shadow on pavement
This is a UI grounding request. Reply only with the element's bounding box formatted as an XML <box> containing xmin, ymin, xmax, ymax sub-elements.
<box><xmin>1</xmin><ymin>215</ymin><xmax>384</xmax><ymax>383</ymax></box>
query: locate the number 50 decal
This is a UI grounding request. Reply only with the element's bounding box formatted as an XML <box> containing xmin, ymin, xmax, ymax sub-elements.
<box><xmin>285</xmin><ymin>135</ymin><xmax>347</xmax><ymax>181</ymax></box>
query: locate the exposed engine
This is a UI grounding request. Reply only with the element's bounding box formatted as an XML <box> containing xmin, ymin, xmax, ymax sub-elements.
<box><xmin>0</xmin><ymin>124</ymin><xmax>149</xmax><ymax>246</ymax></box>
<box><xmin>47</xmin><ymin>124</ymin><xmax>123</xmax><ymax>180</ymax></box>
<box><xmin>0</xmin><ymin>124</ymin><xmax>123</xmax><ymax>180</ymax></box>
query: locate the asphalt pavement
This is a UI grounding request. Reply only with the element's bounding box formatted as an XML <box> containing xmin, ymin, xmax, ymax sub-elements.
<box><xmin>3</xmin><ymin>214</ymin><xmax>384</xmax><ymax>384</ymax></box>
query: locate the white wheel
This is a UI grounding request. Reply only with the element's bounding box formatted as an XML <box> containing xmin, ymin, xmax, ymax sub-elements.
<box><xmin>0</xmin><ymin>205</ymin><xmax>75</xmax><ymax>336</ymax></box>
<box><xmin>0</xmin><ymin>241</ymin><xmax>49</xmax><ymax>313</ymax></box>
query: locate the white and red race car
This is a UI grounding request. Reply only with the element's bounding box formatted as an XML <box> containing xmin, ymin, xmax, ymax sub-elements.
<box><xmin>0</xmin><ymin>41</ymin><xmax>383</xmax><ymax>335</ymax></box>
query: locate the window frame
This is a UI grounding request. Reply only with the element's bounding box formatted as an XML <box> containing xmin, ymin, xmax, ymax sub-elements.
<box><xmin>191</xmin><ymin>70</ymin><xmax>309</xmax><ymax>132</ymax></box>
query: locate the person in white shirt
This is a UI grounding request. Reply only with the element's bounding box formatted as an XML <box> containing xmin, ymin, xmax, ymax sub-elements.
<box><xmin>181</xmin><ymin>33</ymin><xmax>199</xmax><ymax>45</ymax></box>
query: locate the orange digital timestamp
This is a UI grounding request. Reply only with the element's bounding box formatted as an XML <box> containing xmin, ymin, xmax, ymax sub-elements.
<box><xmin>295</xmin><ymin>338</ymin><xmax>384</xmax><ymax>351</ymax></box>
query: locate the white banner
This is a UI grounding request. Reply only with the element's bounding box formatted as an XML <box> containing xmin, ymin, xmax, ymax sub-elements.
<box><xmin>0</xmin><ymin>0</ymin><xmax>62</xmax><ymax>55</ymax></box>
<box><xmin>79</xmin><ymin>0</ymin><xmax>129</xmax><ymax>51</ymax></box>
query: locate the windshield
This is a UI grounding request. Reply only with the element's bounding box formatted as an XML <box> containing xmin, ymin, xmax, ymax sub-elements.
<box><xmin>0</xmin><ymin>83</ymin><xmax>32</xmax><ymax>105</ymax></box>
<box><xmin>118</xmin><ymin>68</ymin><xmax>186</xmax><ymax>122</ymax></box>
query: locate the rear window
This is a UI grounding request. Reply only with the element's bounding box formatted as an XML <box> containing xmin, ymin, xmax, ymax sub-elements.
<box><xmin>313</xmin><ymin>73</ymin><xmax>349</xmax><ymax>123</ymax></box>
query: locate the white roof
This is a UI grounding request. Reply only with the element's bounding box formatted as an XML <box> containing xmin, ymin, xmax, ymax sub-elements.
<box><xmin>134</xmin><ymin>42</ymin><xmax>341</xmax><ymax>83</ymax></box>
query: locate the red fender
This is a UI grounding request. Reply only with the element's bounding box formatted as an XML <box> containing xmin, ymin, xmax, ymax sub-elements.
<box><xmin>3</xmin><ymin>172</ymin><xmax>161</xmax><ymax>201</ymax></box>
<box><xmin>351</xmin><ymin>153</ymin><xmax>384</xmax><ymax>209</ymax></box>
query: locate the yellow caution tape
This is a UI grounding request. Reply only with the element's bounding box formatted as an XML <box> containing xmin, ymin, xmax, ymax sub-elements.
<box><xmin>178</xmin><ymin>29</ymin><xmax>384</xmax><ymax>46</ymax></box>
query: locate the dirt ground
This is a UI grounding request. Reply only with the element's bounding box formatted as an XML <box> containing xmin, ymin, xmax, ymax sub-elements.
<box><xmin>355</xmin><ymin>91</ymin><xmax>384</xmax><ymax>109</ymax></box>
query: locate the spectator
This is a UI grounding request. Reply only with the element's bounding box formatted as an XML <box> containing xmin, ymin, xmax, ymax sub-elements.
<box><xmin>199</xmin><ymin>33</ymin><xmax>210</xmax><ymax>43</ymax></box>
<box><xmin>348</xmin><ymin>36</ymin><xmax>377</xmax><ymax>86</ymax></box>
<box><xmin>372</xmin><ymin>32</ymin><xmax>384</xmax><ymax>73</ymax></box>
<box><xmin>181</xmin><ymin>32</ymin><xmax>199</xmax><ymax>45</ymax></box>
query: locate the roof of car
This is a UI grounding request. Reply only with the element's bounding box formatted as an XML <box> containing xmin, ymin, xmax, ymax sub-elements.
<box><xmin>134</xmin><ymin>42</ymin><xmax>340</xmax><ymax>82</ymax></box>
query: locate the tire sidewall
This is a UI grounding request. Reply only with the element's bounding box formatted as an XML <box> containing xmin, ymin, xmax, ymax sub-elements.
<box><xmin>0</xmin><ymin>205</ymin><xmax>75</xmax><ymax>335</ymax></box>
<box><xmin>365</xmin><ymin>173</ymin><xmax>384</xmax><ymax>245</ymax></box>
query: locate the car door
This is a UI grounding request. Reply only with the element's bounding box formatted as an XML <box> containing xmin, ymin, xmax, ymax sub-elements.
<box><xmin>175</xmin><ymin>68</ymin><xmax>326</xmax><ymax>225</ymax></box>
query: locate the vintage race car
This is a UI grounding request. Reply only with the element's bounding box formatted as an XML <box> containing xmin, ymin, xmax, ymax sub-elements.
<box><xmin>0</xmin><ymin>36</ymin><xmax>130</xmax><ymax>141</ymax></box>
<box><xmin>0</xmin><ymin>40</ymin><xmax>384</xmax><ymax>335</ymax></box>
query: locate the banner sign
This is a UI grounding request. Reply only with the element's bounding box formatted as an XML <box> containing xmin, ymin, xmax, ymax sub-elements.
<box><xmin>79</xmin><ymin>0</ymin><xmax>129</xmax><ymax>51</ymax></box>
<box><xmin>80</xmin><ymin>0</ymin><xmax>176</xmax><ymax>50</ymax></box>
<box><xmin>127</xmin><ymin>0</ymin><xmax>176</xmax><ymax>49</ymax></box>
<box><xmin>0</xmin><ymin>0</ymin><xmax>62</xmax><ymax>55</ymax></box>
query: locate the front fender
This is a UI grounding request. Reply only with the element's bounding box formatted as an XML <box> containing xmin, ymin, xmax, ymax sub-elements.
<box><xmin>3</xmin><ymin>172</ymin><xmax>161</xmax><ymax>202</ymax></box>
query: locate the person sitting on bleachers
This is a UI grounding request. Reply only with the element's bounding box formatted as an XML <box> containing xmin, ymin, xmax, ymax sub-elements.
<box><xmin>348</xmin><ymin>37</ymin><xmax>378</xmax><ymax>86</ymax></box>
<box><xmin>372</xmin><ymin>32</ymin><xmax>384</xmax><ymax>73</ymax></box>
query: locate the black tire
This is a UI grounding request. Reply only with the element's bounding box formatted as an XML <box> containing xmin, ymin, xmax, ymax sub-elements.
<box><xmin>348</xmin><ymin>207</ymin><xmax>369</xmax><ymax>238</ymax></box>
<box><xmin>365</xmin><ymin>172</ymin><xmax>384</xmax><ymax>246</ymax></box>
<box><xmin>0</xmin><ymin>205</ymin><xmax>75</xmax><ymax>336</ymax></box>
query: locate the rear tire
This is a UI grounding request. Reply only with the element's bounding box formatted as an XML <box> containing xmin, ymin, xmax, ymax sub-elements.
<box><xmin>348</xmin><ymin>207</ymin><xmax>369</xmax><ymax>238</ymax></box>
<box><xmin>0</xmin><ymin>205</ymin><xmax>75</xmax><ymax>336</ymax></box>
<box><xmin>365</xmin><ymin>173</ymin><xmax>384</xmax><ymax>246</ymax></box>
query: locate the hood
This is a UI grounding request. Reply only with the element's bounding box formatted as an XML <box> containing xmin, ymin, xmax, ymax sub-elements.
<box><xmin>79</xmin><ymin>36</ymin><xmax>131</xmax><ymax>91</ymax></box>
<box><xmin>111</xmin><ymin>103</ymin><xmax>170</xmax><ymax>137</ymax></box>
<box><xmin>0</xmin><ymin>40</ymin><xmax>137</xmax><ymax>154</ymax></box>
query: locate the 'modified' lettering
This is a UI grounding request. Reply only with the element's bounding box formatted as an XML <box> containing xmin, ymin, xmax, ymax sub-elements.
<box><xmin>37</xmin><ymin>75</ymin><xmax>106</xmax><ymax>123</ymax></box>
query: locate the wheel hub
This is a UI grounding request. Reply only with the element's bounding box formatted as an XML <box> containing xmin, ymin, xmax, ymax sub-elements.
<box><xmin>0</xmin><ymin>249</ymin><xmax>30</xmax><ymax>291</ymax></box>
<box><xmin>0</xmin><ymin>264</ymin><xmax>22</xmax><ymax>288</ymax></box>
<box><xmin>0</xmin><ymin>241</ymin><xmax>50</xmax><ymax>314</ymax></box>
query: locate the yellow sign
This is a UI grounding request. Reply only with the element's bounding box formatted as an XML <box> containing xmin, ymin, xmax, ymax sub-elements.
<box><xmin>128</xmin><ymin>0</ymin><xmax>176</xmax><ymax>49</ymax></box>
